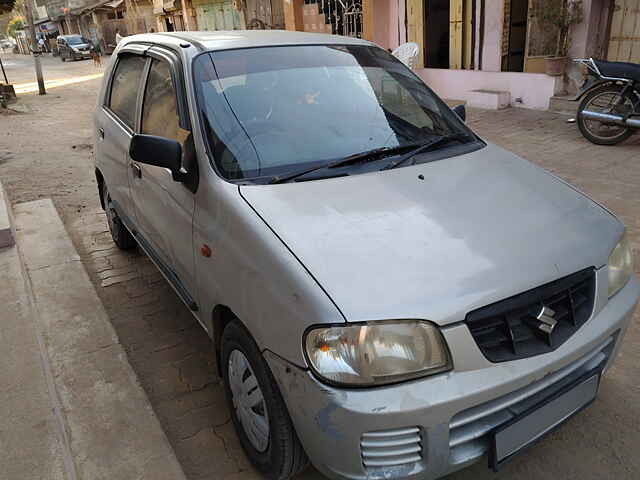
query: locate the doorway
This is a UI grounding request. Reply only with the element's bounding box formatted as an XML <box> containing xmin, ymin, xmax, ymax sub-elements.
<box><xmin>502</xmin><ymin>0</ymin><xmax>529</xmax><ymax>72</ymax></box>
<box><xmin>424</xmin><ymin>0</ymin><xmax>450</xmax><ymax>68</ymax></box>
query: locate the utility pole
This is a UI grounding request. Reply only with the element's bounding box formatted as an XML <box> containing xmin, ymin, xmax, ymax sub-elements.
<box><xmin>0</xmin><ymin>55</ymin><xmax>8</xmax><ymax>84</ymax></box>
<box><xmin>23</xmin><ymin>0</ymin><xmax>46</xmax><ymax>95</ymax></box>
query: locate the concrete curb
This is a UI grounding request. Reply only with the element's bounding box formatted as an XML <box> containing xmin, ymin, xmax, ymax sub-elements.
<box><xmin>13</xmin><ymin>199</ymin><xmax>188</xmax><ymax>480</ymax></box>
<box><xmin>0</xmin><ymin>181</ymin><xmax>15</xmax><ymax>248</ymax></box>
<box><xmin>0</xmin><ymin>198</ymin><xmax>68</xmax><ymax>479</ymax></box>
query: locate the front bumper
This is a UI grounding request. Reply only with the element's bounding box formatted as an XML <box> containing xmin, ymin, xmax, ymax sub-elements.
<box><xmin>265</xmin><ymin>273</ymin><xmax>639</xmax><ymax>480</ymax></box>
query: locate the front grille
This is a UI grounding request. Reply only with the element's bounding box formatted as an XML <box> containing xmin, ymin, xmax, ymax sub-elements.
<box><xmin>449</xmin><ymin>334</ymin><xmax>615</xmax><ymax>466</ymax></box>
<box><xmin>466</xmin><ymin>268</ymin><xmax>596</xmax><ymax>362</ymax></box>
<box><xmin>360</xmin><ymin>427</ymin><xmax>422</xmax><ymax>469</ymax></box>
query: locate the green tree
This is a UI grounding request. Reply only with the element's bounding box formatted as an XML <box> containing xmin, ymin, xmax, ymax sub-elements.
<box><xmin>6</xmin><ymin>15</ymin><xmax>24</xmax><ymax>38</ymax></box>
<box><xmin>532</xmin><ymin>0</ymin><xmax>584</xmax><ymax>58</ymax></box>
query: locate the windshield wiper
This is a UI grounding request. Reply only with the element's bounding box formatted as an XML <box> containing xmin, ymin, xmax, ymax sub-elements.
<box><xmin>381</xmin><ymin>133</ymin><xmax>471</xmax><ymax>171</ymax></box>
<box><xmin>268</xmin><ymin>142</ymin><xmax>425</xmax><ymax>184</ymax></box>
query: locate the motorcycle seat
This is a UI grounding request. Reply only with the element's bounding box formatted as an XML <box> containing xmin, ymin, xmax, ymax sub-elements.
<box><xmin>594</xmin><ymin>59</ymin><xmax>640</xmax><ymax>82</ymax></box>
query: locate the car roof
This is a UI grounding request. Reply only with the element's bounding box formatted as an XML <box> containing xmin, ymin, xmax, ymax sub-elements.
<box><xmin>120</xmin><ymin>30</ymin><xmax>372</xmax><ymax>52</ymax></box>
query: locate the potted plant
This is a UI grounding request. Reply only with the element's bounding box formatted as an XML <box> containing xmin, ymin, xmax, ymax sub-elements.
<box><xmin>534</xmin><ymin>0</ymin><xmax>584</xmax><ymax>76</ymax></box>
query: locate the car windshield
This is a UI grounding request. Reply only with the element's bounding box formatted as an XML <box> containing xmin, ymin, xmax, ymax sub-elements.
<box><xmin>193</xmin><ymin>45</ymin><xmax>476</xmax><ymax>181</ymax></box>
<box><xmin>66</xmin><ymin>35</ymin><xmax>87</xmax><ymax>45</ymax></box>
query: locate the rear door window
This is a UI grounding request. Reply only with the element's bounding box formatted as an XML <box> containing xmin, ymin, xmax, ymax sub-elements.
<box><xmin>108</xmin><ymin>54</ymin><xmax>147</xmax><ymax>129</ymax></box>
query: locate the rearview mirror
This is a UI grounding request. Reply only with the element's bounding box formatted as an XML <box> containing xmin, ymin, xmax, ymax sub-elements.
<box><xmin>452</xmin><ymin>104</ymin><xmax>466</xmax><ymax>122</ymax></box>
<box><xmin>129</xmin><ymin>134</ymin><xmax>182</xmax><ymax>177</ymax></box>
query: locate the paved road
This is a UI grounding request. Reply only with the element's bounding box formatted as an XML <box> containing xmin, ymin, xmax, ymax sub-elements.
<box><xmin>2</xmin><ymin>53</ymin><xmax>640</xmax><ymax>480</ymax></box>
<box><xmin>1</xmin><ymin>51</ymin><xmax>106</xmax><ymax>87</ymax></box>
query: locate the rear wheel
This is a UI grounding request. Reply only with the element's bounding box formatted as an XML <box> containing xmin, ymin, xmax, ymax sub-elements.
<box><xmin>102</xmin><ymin>183</ymin><xmax>136</xmax><ymax>250</ymax></box>
<box><xmin>60</xmin><ymin>54</ymin><xmax>65</xmax><ymax>62</ymax></box>
<box><xmin>221</xmin><ymin>320</ymin><xmax>308</xmax><ymax>480</ymax></box>
<box><xmin>577</xmin><ymin>85</ymin><xmax>635</xmax><ymax>145</ymax></box>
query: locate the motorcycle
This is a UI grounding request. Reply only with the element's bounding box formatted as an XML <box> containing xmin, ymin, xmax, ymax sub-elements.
<box><xmin>574</xmin><ymin>58</ymin><xmax>640</xmax><ymax>145</ymax></box>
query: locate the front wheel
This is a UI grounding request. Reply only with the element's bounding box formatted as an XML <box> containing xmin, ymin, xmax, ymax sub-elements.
<box><xmin>221</xmin><ymin>320</ymin><xmax>308</xmax><ymax>480</ymax></box>
<box><xmin>577</xmin><ymin>85</ymin><xmax>635</xmax><ymax>145</ymax></box>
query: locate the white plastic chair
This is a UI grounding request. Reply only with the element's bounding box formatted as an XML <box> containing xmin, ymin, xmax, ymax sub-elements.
<box><xmin>391</xmin><ymin>42</ymin><xmax>419</xmax><ymax>70</ymax></box>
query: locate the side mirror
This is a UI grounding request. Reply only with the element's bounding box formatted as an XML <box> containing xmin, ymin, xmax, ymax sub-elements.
<box><xmin>452</xmin><ymin>104</ymin><xmax>466</xmax><ymax>122</ymax></box>
<box><xmin>129</xmin><ymin>134</ymin><xmax>182</xmax><ymax>180</ymax></box>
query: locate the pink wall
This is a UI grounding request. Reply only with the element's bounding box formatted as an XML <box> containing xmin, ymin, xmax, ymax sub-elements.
<box><xmin>372</xmin><ymin>0</ymin><xmax>400</xmax><ymax>50</ymax></box>
<box><xmin>416</xmin><ymin>68</ymin><xmax>561</xmax><ymax>110</ymax></box>
<box><xmin>373</xmin><ymin>0</ymin><xmax>391</xmax><ymax>49</ymax></box>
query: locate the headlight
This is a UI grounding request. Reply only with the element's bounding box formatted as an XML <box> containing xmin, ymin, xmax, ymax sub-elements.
<box><xmin>608</xmin><ymin>230</ymin><xmax>633</xmax><ymax>297</ymax></box>
<box><xmin>304</xmin><ymin>321</ymin><xmax>451</xmax><ymax>387</ymax></box>
<box><xmin>72</xmin><ymin>47</ymin><xmax>80</xmax><ymax>52</ymax></box>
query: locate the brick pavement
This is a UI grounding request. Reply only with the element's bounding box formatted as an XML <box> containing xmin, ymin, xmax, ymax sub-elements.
<box><xmin>69</xmin><ymin>210</ymin><xmax>248</xmax><ymax>480</ymax></box>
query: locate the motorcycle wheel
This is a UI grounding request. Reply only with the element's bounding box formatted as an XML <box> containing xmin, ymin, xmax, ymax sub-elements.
<box><xmin>577</xmin><ymin>85</ymin><xmax>635</xmax><ymax>145</ymax></box>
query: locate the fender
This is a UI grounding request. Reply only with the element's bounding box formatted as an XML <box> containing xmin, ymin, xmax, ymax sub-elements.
<box><xmin>572</xmin><ymin>77</ymin><xmax>619</xmax><ymax>101</ymax></box>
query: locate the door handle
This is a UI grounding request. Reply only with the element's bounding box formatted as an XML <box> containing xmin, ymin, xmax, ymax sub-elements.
<box><xmin>130</xmin><ymin>162</ymin><xmax>142</xmax><ymax>179</ymax></box>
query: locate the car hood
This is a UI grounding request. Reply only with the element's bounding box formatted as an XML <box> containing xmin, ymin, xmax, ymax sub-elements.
<box><xmin>239</xmin><ymin>143</ymin><xmax>622</xmax><ymax>325</ymax></box>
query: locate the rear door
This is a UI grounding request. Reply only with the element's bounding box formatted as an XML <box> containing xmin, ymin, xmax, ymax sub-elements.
<box><xmin>97</xmin><ymin>48</ymin><xmax>148</xmax><ymax>224</ymax></box>
<box><xmin>129</xmin><ymin>47</ymin><xmax>198</xmax><ymax>311</ymax></box>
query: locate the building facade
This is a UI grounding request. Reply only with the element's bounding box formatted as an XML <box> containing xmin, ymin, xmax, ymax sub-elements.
<box><xmin>284</xmin><ymin>0</ymin><xmax>640</xmax><ymax>110</ymax></box>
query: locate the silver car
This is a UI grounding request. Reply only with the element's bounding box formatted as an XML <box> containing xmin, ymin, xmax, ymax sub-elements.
<box><xmin>94</xmin><ymin>31</ymin><xmax>639</xmax><ymax>480</ymax></box>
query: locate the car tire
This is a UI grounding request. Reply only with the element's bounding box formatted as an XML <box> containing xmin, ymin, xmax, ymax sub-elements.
<box><xmin>102</xmin><ymin>183</ymin><xmax>137</xmax><ymax>250</ymax></box>
<box><xmin>221</xmin><ymin>320</ymin><xmax>309</xmax><ymax>480</ymax></box>
<box><xmin>61</xmin><ymin>55</ymin><xmax>65</xmax><ymax>62</ymax></box>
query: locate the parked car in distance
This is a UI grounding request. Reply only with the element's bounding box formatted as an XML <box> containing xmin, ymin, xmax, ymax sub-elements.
<box><xmin>94</xmin><ymin>31</ymin><xmax>639</xmax><ymax>480</ymax></box>
<box><xmin>0</xmin><ymin>37</ymin><xmax>15</xmax><ymax>51</ymax></box>
<box><xmin>57</xmin><ymin>34</ymin><xmax>92</xmax><ymax>61</ymax></box>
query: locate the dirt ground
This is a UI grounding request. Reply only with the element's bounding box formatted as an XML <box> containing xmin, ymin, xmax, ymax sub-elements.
<box><xmin>2</xmin><ymin>52</ymin><xmax>640</xmax><ymax>480</ymax></box>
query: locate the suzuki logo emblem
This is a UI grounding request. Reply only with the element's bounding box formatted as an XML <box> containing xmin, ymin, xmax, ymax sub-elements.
<box><xmin>535</xmin><ymin>305</ymin><xmax>557</xmax><ymax>334</ymax></box>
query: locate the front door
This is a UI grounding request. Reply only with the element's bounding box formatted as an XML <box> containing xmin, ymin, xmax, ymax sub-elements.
<box><xmin>424</xmin><ymin>0</ymin><xmax>450</xmax><ymax>68</ymax></box>
<box><xmin>423</xmin><ymin>0</ymin><xmax>470</xmax><ymax>69</ymax></box>
<box><xmin>99</xmin><ymin>53</ymin><xmax>148</xmax><ymax>223</ymax></box>
<box><xmin>59</xmin><ymin>39</ymin><xmax>69</xmax><ymax>58</ymax></box>
<box><xmin>502</xmin><ymin>0</ymin><xmax>529</xmax><ymax>72</ymax></box>
<box><xmin>129</xmin><ymin>53</ymin><xmax>198</xmax><ymax>309</ymax></box>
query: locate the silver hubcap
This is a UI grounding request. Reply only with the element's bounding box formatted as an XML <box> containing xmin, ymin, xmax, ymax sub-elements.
<box><xmin>228</xmin><ymin>350</ymin><xmax>270</xmax><ymax>452</ymax></box>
